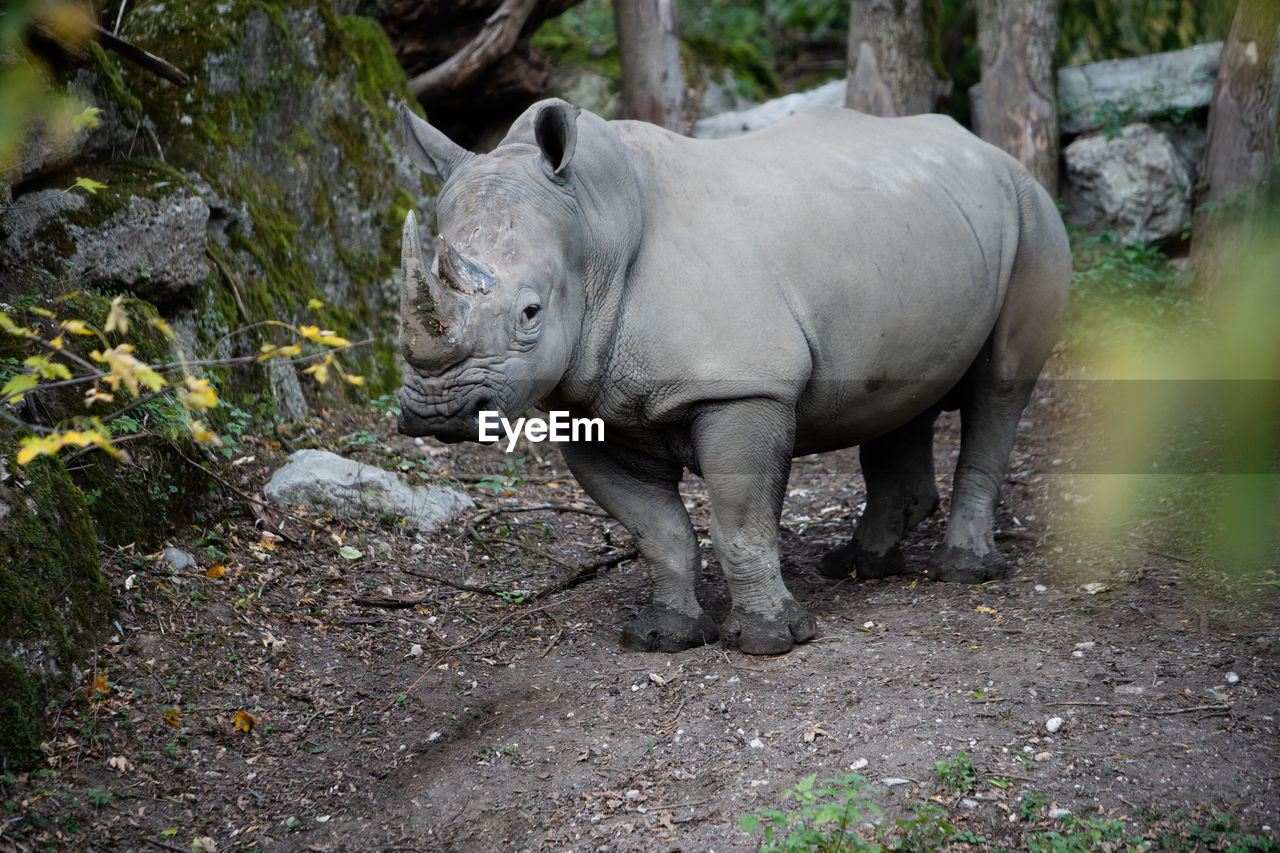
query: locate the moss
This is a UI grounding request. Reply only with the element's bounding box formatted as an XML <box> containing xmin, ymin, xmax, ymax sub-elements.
<box><xmin>0</xmin><ymin>456</ymin><xmax>111</xmax><ymax>771</ymax></box>
<box><xmin>0</xmin><ymin>653</ymin><xmax>43</xmax><ymax>770</ymax></box>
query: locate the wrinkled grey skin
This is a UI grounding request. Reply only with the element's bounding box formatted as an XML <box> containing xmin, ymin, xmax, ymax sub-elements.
<box><xmin>396</xmin><ymin>99</ymin><xmax>1071</xmax><ymax>655</ymax></box>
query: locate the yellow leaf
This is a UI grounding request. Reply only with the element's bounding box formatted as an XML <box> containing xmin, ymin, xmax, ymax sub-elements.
<box><xmin>2</xmin><ymin>374</ymin><xmax>39</xmax><ymax>403</ymax></box>
<box><xmin>189</xmin><ymin>420</ymin><xmax>222</xmax><ymax>446</ymax></box>
<box><xmin>974</xmin><ymin>606</ymin><xmax>998</xmax><ymax>615</ymax></box>
<box><xmin>149</xmin><ymin>316</ymin><xmax>175</xmax><ymax>339</ymax></box>
<box><xmin>257</xmin><ymin>342</ymin><xmax>301</xmax><ymax>361</ymax></box>
<box><xmin>307</xmin><ymin>298</ymin><xmax>325</xmax><ymax>309</ymax></box>
<box><xmin>84</xmin><ymin>385</ymin><xmax>114</xmax><ymax>406</ymax></box>
<box><xmin>92</xmin><ymin>344</ymin><xmax>166</xmax><ymax>397</ymax></box>
<box><xmin>206</xmin><ymin>563</ymin><xmax>227</xmax><ymax>579</ymax></box>
<box><xmin>0</xmin><ymin>311</ymin><xmax>35</xmax><ymax>339</ymax></box>
<box><xmin>344</xmin><ymin>374</ymin><xmax>365</xmax><ymax>386</ymax></box>
<box><xmin>16</xmin><ymin>435</ymin><xmax>55</xmax><ymax>465</ymax></box>
<box><xmin>302</xmin><ymin>356</ymin><xmax>330</xmax><ymax>385</ymax></box>
<box><xmin>28</xmin><ymin>306</ymin><xmax>55</xmax><ymax>318</ymax></box>
<box><xmin>72</xmin><ymin>106</ymin><xmax>103</xmax><ymax>131</ymax></box>
<box><xmin>233</xmin><ymin>710</ymin><xmax>258</xmax><ymax>732</ymax></box>
<box><xmin>179</xmin><ymin>376</ymin><xmax>219</xmax><ymax>411</ymax></box>
<box><xmin>92</xmin><ymin>673</ymin><xmax>110</xmax><ymax>697</ymax></box>
<box><xmin>162</xmin><ymin>708</ymin><xmax>182</xmax><ymax>727</ymax></box>
<box><xmin>258</xmin><ymin>537</ymin><xmax>276</xmax><ymax>552</ymax></box>
<box><xmin>61</xmin><ymin>318</ymin><xmax>94</xmax><ymax>335</ymax></box>
<box><xmin>104</xmin><ymin>296</ymin><xmax>129</xmax><ymax>334</ymax></box>
<box><xmin>48</xmin><ymin>335</ymin><xmax>64</xmax><ymax>350</ymax></box>
<box><xmin>298</xmin><ymin>325</ymin><xmax>349</xmax><ymax>348</ymax></box>
<box><xmin>73</xmin><ymin>176</ymin><xmax>108</xmax><ymax>194</ymax></box>
<box><xmin>23</xmin><ymin>354</ymin><xmax>72</xmax><ymax>380</ymax></box>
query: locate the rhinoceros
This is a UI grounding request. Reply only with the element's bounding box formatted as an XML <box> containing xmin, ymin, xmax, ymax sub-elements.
<box><xmin>394</xmin><ymin>99</ymin><xmax>1071</xmax><ymax>655</ymax></box>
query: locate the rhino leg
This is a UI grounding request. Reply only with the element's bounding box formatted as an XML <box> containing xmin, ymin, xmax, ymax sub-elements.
<box><xmin>559</xmin><ymin>441</ymin><xmax>718</xmax><ymax>652</ymax></box>
<box><xmin>693</xmin><ymin>400</ymin><xmax>817</xmax><ymax>655</ymax></box>
<box><xmin>924</xmin><ymin>378</ymin><xmax>1033</xmax><ymax>583</ymax></box>
<box><xmin>927</xmin><ymin>189</ymin><xmax>1068</xmax><ymax>584</ymax></box>
<box><xmin>819</xmin><ymin>410</ymin><xmax>940</xmax><ymax>580</ymax></box>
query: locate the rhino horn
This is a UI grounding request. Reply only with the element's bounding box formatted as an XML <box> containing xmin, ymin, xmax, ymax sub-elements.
<box><xmin>400</xmin><ymin>103</ymin><xmax>475</xmax><ymax>181</ymax></box>
<box><xmin>436</xmin><ymin>234</ymin><xmax>495</xmax><ymax>294</ymax></box>
<box><xmin>399</xmin><ymin>210</ymin><xmax>452</xmax><ymax>366</ymax></box>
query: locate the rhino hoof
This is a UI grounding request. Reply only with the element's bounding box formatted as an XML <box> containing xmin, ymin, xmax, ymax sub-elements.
<box><xmin>818</xmin><ymin>542</ymin><xmax>905</xmax><ymax>580</ymax></box>
<box><xmin>621</xmin><ymin>606</ymin><xmax>719</xmax><ymax>652</ymax></box>
<box><xmin>721</xmin><ymin>601</ymin><xmax>817</xmax><ymax>655</ymax></box>
<box><xmin>923</xmin><ymin>545</ymin><xmax>1008</xmax><ymax>584</ymax></box>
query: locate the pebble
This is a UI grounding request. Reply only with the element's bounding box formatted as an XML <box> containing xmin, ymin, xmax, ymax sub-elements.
<box><xmin>1226</xmin><ymin>672</ymin><xmax>1240</xmax><ymax>684</ymax></box>
<box><xmin>1115</xmin><ymin>685</ymin><xmax>1145</xmax><ymax>695</ymax></box>
<box><xmin>1049</xmin><ymin>808</ymin><xmax>1071</xmax><ymax>819</ymax></box>
<box><xmin>414</xmin><ymin>437</ymin><xmax>424</xmax><ymax>446</ymax></box>
<box><xmin>1034</xmin><ymin>584</ymin><xmax>1047</xmax><ymax>593</ymax></box>
<box><xmin>849</xmin><ymin>758</ymin><xmax>868</xmax><ymax>771</ymax></box>
<box><xmin>158</xmin><ymin>547</ymin><xmax>197</xmax><ymax>571</ymax></box>
<box><xmin>1046</xmin><ymin>716</ymin><xmax>1064</xmax><ymax>733</ymax></box>
<box><xmin>1033</xmin><ymin>751</ymin><xmax>1052</xmax><ymax>762</ymax></box>
<box><xmin>961</xmin><ymin>798</ymin><xmax>980</xmax><ymax>809</ymax></box>
<box><xmin>1074</xmin><ymin>641</ymin><xmax>1096</xmax><ymax>650</ymax></box>
<box><xmin>748</xmin><ymin>738</ymin><xmax>765</xmax><ymax>749</ymax></box>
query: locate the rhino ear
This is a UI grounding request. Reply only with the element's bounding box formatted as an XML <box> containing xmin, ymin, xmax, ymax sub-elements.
<box><xmin>399</xmin><ymin>103</ymin><xmax>474</xmax><ymax>180</ymax></box>
<box><xmin>534</xmin><ymin>102</ymin><xmax>580</xmax><ymax>178</ymax></box>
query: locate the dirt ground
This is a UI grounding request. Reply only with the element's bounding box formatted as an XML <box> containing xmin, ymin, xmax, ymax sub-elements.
<box><xmin>3</xmin><ymin>365</ymin><xmax>1278</xmax><ymax>853</ymax></box>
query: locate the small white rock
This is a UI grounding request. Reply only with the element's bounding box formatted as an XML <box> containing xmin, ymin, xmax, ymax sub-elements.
<box><xmin>1034</xmin><ymin>751</ymin><xmax>1052</xmax><ymax>762</ymax></box>
<box><xmin>1074</xmin><ymin>641</ymin><xmax>1096</xmax><ymax>650</ymax></box>
<box><xmin>1046</xmin><ymin>716</ymin><xmax>1064</xmax><ymax>733</ymax></box>
<box><xmin>1226</xmin><ymin>672</ymin><xmax>1240</xmax><ymax>684</ymax></box>
<box><xmin>961</xmin><ymin>798</ymin><xmax>980</xmax><ymax>809</ymax></box>
<box><xmin>849</xmin><ymin>758</ymin><xmax>868</xmax><ymax>771</ymax></box>
<box><xmin>408</xmin><ymin>644</ymin><xmax>424</xmax><ymax>657</ymax></box>
<box><xmin>882</xmin><ymin>777</ymin><xmax>912</xmax><ymax>786</ymax></box>
<box><xmin>748</xmin><ymin>738</ymin><xmax>766</xmax><ymax>749</ymax></box>
<box><xmin>1034</xmin><ymin>584</ymin><xmax>1047</xmax><ymax>593</ymax></box>
<box><xmin>1115</xmin><ymin>685</ymin><xmax>1145</xmax><ymax>695</ymax></box>
<box><xmin>863</xmin><ymin>621</ymin><xmax>875</xmax><ymax>629</ymax></box>
<box><xmin>1049</xmin><ymin>808</ymin><xmax>1071</xmax><ymax>819</ymax></box>
<box><xmin>428</xmin><ymin>731</ymin><xmax>441</xmax><ymax>741</ymax></box>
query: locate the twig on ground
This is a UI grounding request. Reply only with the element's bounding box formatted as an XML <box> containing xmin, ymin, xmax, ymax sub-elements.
<box><xmin>1150</xmin><ymin>703</ymin><xmax>1231</xmax><ymax>716</ymax></box>
<box><xmin>1044</xmin><ymin>701</ymin><xmax>1112</xmax><ymax>707</ymax></box>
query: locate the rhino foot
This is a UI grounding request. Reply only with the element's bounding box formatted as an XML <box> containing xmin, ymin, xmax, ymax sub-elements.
<box><xmin>818</xmin><ymin>542</ymin><xmax>905</xmax><ymax>580</ymax></box>
<box><xmin>923</xmin><ymin>545</ymin><xmax>1008</xmax><ymax>584</ymax></box>
<box><xmin>621</xmin><ymin>606</ymin><xmax>719</xmax><ymax>652</ymax></box>
<box><xmin>721</xmin><ymin>600</ymin><xmax>817</xmax><ymax>655</ymax></box>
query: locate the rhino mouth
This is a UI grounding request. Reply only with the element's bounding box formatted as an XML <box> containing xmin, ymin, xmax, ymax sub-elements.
<box><xmin>397</xmin><ymin>393</ymin><xmax>499</xmax><ymax>443</ymax></box>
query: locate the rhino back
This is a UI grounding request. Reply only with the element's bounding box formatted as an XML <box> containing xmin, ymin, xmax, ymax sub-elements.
<box><xmin>602</xmin><ymin>108</ymin><xmax>1030</xmax><ymax>442</ymax></box>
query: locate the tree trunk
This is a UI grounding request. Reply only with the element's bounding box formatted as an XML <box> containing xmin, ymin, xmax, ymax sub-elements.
<box><xmin>845</xmin><ymin>0</ymin><xmax>951</xmax><ymax>117</ymax></box>
<box><xmin>613</xmin><ymin>0</ymin><xmax>686</xmax><ymax>131</ymax></box>
<box><xmin>1191</xmin><ymin>0</ymin><xmax>1280</xmax><ymax>290</ymax></box>
<box><xmin>976</xmin><ymin>0</ymin><xmax>1060</xmax><ymax>196</ymax></box>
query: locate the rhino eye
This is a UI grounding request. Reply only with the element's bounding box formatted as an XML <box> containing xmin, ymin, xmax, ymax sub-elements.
<box><xmin>523</xmin><ymin>304</ymin><xmax>541</xmax><ymax>321</ymax></box>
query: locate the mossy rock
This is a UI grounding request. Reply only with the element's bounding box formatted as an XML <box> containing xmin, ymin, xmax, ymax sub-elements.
<box><xmin>91</xmin><ymin>0</ymin><xmax>438</xmax><ymax>406</ymax></box>
<box><xmin>0</xmin><ymin>455</ymin><xmax>111</xmax><ymax>771</ymax></box>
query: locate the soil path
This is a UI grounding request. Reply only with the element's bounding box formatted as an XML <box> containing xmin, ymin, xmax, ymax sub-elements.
<box><xmin>4</xmin><ymin>373</ymin><xmax>1277</xmax><ymax>852</ymax></box>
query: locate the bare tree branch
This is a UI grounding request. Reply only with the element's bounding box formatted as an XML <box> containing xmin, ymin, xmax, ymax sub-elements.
<box><xmin>408</xmin><ymin>0</ymin><xmax>539</xmax><ymax>100</ymax></box>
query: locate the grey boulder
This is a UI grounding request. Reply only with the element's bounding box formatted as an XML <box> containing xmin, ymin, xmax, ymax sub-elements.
<box><xmin>264</xmin><ymin>449</ymin><xmax>472</xmax><ymax>533</ymax></box>
<box><xmin>1062</xmin><ymin>123</ymin><xmax>1192</xmax><ymax>244</ymax></box>
<box><xmin>691</xmin><ymin>79</ymin><xmax>846</xmax><ymax>139</ymax></box>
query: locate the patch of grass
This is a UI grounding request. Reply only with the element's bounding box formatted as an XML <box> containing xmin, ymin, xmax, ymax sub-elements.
<box><xmin>738</xmin><ymin>773</ymin><xmax>882</xmax><ymax>852</ymax></box>
<box><xmin>934</xmin><ymin>751</ymin><xmax>977</xmax><ymax>795</ymax></box>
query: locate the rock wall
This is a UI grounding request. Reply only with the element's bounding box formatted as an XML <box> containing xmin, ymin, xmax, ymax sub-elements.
<box><xmin>0</xmin><ymin>0</ymin><xmax>430</xmax><ymax>769</ymax></box>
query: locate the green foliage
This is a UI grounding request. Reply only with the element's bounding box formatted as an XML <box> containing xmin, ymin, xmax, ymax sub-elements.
<box><xmin>1058</xmin><ymin>0</ymin><xmax>1233</xmax><ymax>66</ymax></box>
<box><xmin>934</xmin><ymin>751</ymin><xmax>977</xmax><ymax>795</ymax></box>
<box><xmin>738</xmin><ymin>773</ymin><xmax>883</xmax><ymax>852</ymax></box>
<box><xmin>1019</xmin><ymin>789</ymin><xmax>1050</xmax><ymax>821</ymax></box>
<box><xmin>1064</xmin><ymin>228</ymin><xmax>1201</xmax><ymax>353</ymax></box>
